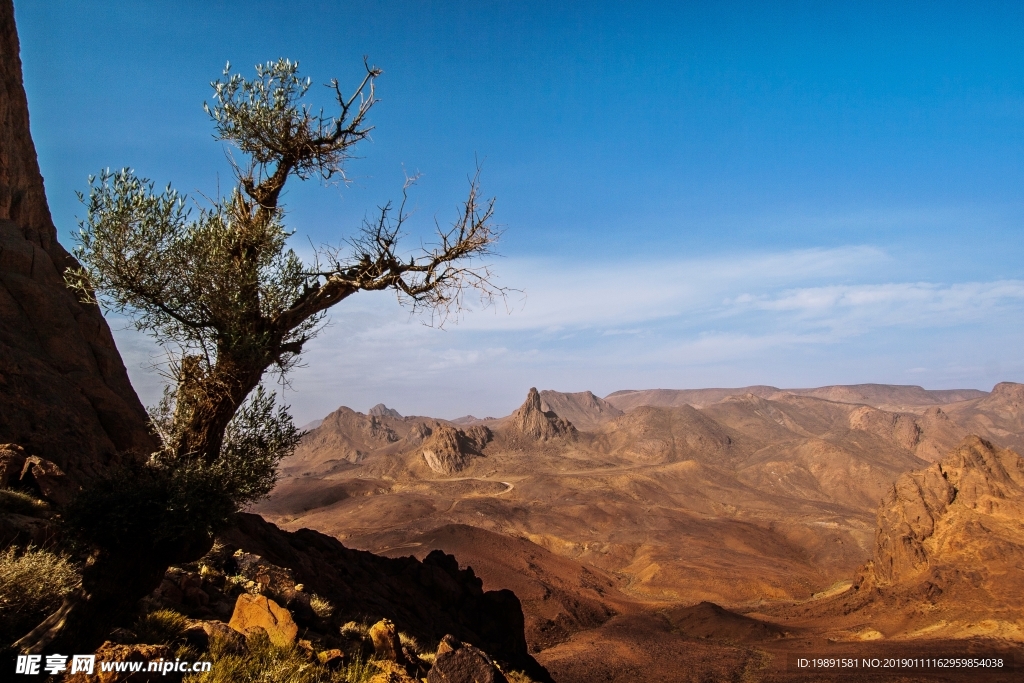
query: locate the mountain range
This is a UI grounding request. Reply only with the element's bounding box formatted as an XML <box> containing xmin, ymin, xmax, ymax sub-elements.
<box><xmin>256</xmin><ymin>382</ymin><xmax>1024</xmax><ymax>681</ymax></box>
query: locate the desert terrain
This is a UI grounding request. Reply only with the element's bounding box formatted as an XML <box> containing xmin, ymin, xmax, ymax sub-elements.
<box><xmin>254</xmin><ymin>382</ymin><xmax>1024</xmax><ymax>681</ymax></box>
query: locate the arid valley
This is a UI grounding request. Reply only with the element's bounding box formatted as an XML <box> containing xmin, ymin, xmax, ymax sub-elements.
<box><xmin>254</xmin><ymin>382</ymin><xmax>1024</xmax><ymax>681</ymax></box>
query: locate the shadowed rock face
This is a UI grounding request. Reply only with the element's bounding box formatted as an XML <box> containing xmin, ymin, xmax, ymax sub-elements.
<box><xmin>506</xmin><ymin>388</ymin><xmax>577</xmax><ymax>441</ymax></box>
<box><xmin>0</xmin><ymin>0</ymin><xmax>156</xmax><ymax>484</ymax></box>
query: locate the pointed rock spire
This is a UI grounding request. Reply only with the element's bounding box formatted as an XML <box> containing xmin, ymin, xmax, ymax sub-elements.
<box><xmin>507</xmin><ymin>388</ymin><xmax>577</xmax><ymax>441</ymax></box>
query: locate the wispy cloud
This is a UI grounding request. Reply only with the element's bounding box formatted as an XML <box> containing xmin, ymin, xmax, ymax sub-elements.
<box><xmin>109</xmin><ymin>245</ymin><xmax>1024</xmax><ymax>421</ymax></box>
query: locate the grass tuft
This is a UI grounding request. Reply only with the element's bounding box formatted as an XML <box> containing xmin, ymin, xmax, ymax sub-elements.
<box><xmin>183</xmin><ymin>628</ymin><xmax>378</xmax><ymax>683</ymax></box>
<box><xmin>309</xmin><ymin>593</ymin><xmax>334</xmax><ymax>618</ymax></box>
<box><xmin>133</xmin><ymin>608</ymin><xmax>191</xmax><ymax>645</ymax></box>
<box><xmin>0</xmin><ymin>488</ymin><xmax>49</xmax><ymax>516</ymax></box>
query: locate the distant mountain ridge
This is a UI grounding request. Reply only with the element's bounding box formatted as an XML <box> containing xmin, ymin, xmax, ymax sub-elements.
<box><xmin>605</xmin><ymin>384</ymin><xmax>988</xmax><ymax>412</ymax></box>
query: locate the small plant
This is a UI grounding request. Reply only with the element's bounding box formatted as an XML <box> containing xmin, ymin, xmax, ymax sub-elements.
<box><xmin>398</xmin><ymin>631</ymin><xmax>421</xmax><ymax>654</ymax></box>
<box><xmin>0</xmin><ymin>488</ymin><xmax>49</xmax><ymax>516</ymax></box>
<box><xmin>506</xmin><ymin>671</ymin><xmax>538</xmax><ymax>683</ymax></box>
<box><xmin>309</xmin><ymin>593</ymin><xmax>334</xmax><ymax>618</ymax></box>
<box><xmin>340</xmin><ymin>621</ymin><xmax>370</xmax><ymax>639</ymax></box>
<box><xmin>133</xmin><ymin>608</ymin><xmax>190</xmax><ymax>645</ymax></box>
<box><xmin>0</xmin><ymin>545</ymin><xmax>78</xmax><ymax>642</ymax></box>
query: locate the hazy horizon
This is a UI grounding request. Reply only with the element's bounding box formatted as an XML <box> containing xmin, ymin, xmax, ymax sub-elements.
<box><xmin>16</xmin><ymin>1</ymin><xmax>1024</xmax><ymax>422</ymax></box>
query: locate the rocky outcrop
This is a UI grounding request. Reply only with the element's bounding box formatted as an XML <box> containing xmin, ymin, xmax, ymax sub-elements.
<box><xmin>428</xmin><ymin>639</ymin><xmax>509</xmax><ymax>683</ymax></box>
<box><xmin>506</xmin><ymin>388</ymin><xmax>577</xmax><ymax>441</ymax></box>
<box><xmin>868</xmin><ymin>436</ymin><xmax>1024</xmax><ymax>603</ymax></box>
<box><xmin>369</xmin><ymin>404</ymin><xmax>403</xmax><ymax>419</ymax></box>
<box><xmin>0</xmin><ymin>0</ymin><xmax>157</xmax><ymax>486</ymax></box>
<box><xmin>422</xmin><ymin>424</ymin><xmax>491</xmax><ymax>475</ymax></box>
<box><xmin>0</xmin><ymin>442</ymin><xmax>26</xmax><ymax>486</ymax></box>
<box><xmin>228</xmin><ymin>593</ymin><xmax>299</xmax><ymax>647</ymax></box>
<box><xmin>218</xmin><ymin>513</ymin><xmax>553</xmax><ymax>682</ymax></box>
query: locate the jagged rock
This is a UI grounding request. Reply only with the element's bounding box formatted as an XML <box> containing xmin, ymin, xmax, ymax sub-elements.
<box><xmin>19</xmin><ymin>455</ymin><xmax>77</xmax><ymax>506</ymax></box>
<box><xmin>408</xmin><ymin>421</ymin><xmax>433</xmax><ymax>443</ymax></box>
<box><xmin>217</xmin><ymin>514</ymin><xmax>553</xmax><ymax>682</ymax></box>
<box><xmin>869</xmin><ymin>436</ymin><xmax>1024</xmax><ymax>602</ymax></box>
<box><xmin>230</xmin><ymin>550</ymin><xmax>313</xmax><ymax>622</ymax></box>
<box><xmin>0</xmin><ymin>0</ymin><xmax>157</xmax><ymax>484</ymax></box>
<box><xmin>228</xmin><ymin>593</ymin><xmax>298</xmax><ymax>647</ymax></box>
<box><xmin>436</xmin><ymin>633</ymin><xmax>462</xmax><ymax>657</ymax></box>
<box><xmin>0</xmin><ymin>443</ymin><xmax>26</xmax><ymax>486</ymax></box>
<box><xmin>506</xmin><ymin>388</ymin><xmax>577</xmax><ymax>441</ymax></box>
<box><xmin>369</xmin><ymin>618</ymin><xmax>409</xmax><ymax>664</ymax></box>
<box><xmin>65</xmin><ymin>642</ymin><xmax>174</xmax><ymax>682</ymax></box>
<box><xmin>428</xmin><ymin>641</ymin><xmax>510</xmax><ymax>683</ymax></box>
<box><xmin>369</xmin><ymin>403</ymin><xmax>403</xmax><ymax>419</ymax></box>
<box><xmin>423</xmin><ymin>425</ymin><xmax>474</xmax><ymax>475</ymax></box>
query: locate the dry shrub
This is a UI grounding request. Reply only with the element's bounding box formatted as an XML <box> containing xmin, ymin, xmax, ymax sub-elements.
<box><xmin>184</xmin><ymin>628</ymin><xmax>376</xmax><ymax>683</ymax></box>
<box><xmin>0</xmin><ymin>545</ymin><xmax>78</xmax><ymax>642</ymax></box>
<box><xmin>309</xmin><ymin>593</ymin><xmax>334</xmax><ymax>618</ymax></box>
<box><xmin>133</xmin><ymin>608</ymin><xmax>190</xmax><ymax>645</ymax></box>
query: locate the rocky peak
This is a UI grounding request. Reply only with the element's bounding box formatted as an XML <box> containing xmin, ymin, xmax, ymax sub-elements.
<box><xmin>870</xmin><ymin>435</ymin><xmax>1024</xmax><ymax>593</ymax></box>
<box><xmin>0</xmin><ymin>0</ymin><xmax>157</xmax><ymax>484</ymax></box>
<box><xmin>506</xmin><ymin>388</ymin><xmax>577</xmax><ymax>441</ymax></box>
<box><xmin>369</xmin><ymin>403</ymin><xmax>403</xmax><ymax>419</ymax></box>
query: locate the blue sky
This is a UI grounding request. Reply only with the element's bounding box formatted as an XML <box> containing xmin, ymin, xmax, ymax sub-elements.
<box><xmin>15</xmin><ymin>1</ymin><xmax>1024</xmax><ymax>421</ymax></box>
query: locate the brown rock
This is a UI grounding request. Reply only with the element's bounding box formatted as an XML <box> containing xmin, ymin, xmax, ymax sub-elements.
<box><xmin>506</xmin><ymin>388</ymin><xmax>577</xmax><ymax>441</ymax></box>
<box><xmin>0</xmin><ymin>443</ymin><xmax>26</xmax><ymax>486</ymax></box>
<box><xmin>19</xmin><ymin>455</ymin><xmax>77</xmax><ymax>506</ymax></box>
<box><xmin>228</xmin><ymin>593</ymin><xmax>298</xmax><ymax>647</ymax></box>
<box><xmin>369</xmin><ymin>660</ymin><xmax>419</xmax><ymax>683</ymax></box>
<box><xmin>369</xmin><ymin>618</ymin><xmax>408</xmax><ymax>664</ymax></box>
<box><xmin>194</xmin><ymin>620</ymin><xmax>246</xmax><ymax>654</ymax></box>
<box><xmin>427</xmin><ymin>644</ymin><xmax>509</xmax><ymax>683</ymax></box>
<box><xmin>869</xmin><ymin>435</ymin><xmax>1024</xmax><ymax>604</ymax></box>
<box><xmin>422</xmin><ymin>424</ymin><xmax>475</xmax><ymax>475</ymax></box>
<box><xmin>0</xmin><ymin>0</ymin><xmax>157</xmax><ymax>487</ymax></box>
<box><xmin>318</xmin><ymin>648</ymin><xmax>345</xmax><ymax>669</ymax></box>
<box><xmin>435</xmin><ymin>633</ymin><xmax>463</xmax><ymax>657</ymax></box>
<box><xmin>65</xmin><ymin>642</ymin><xmax>173</xmax><ymax>682</ymax></box>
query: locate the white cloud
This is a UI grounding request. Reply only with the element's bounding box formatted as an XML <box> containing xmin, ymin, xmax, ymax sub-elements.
<box><xmin>108</xmin><ymin>244</ymin><xmax>1024</xmax><ymax>421</ymax></box>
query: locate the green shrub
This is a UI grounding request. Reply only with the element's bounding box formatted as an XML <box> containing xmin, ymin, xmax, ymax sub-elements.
<box><xmin>0</xmin><ymin>489</ymin><xmax>49</xmax><ymax>516</ymax></box>
<box><xmin>133</xmin><ymin>608</ymin><xmax>190</xmax><ymax>645</ymax></box>
<box><xmin>0</xmin><ymin>545</ymin><xmax>78</xmax><ymax>642</ymax></box>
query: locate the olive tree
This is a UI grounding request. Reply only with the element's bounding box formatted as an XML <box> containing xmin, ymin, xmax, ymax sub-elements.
<box><xmin>19</xmin><ymin>58</ymin><xmax>502</xmax><ymax>653</ymax></box>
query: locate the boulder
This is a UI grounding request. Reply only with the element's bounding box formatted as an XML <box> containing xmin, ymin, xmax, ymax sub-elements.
<box><xmin>369</xmin><ymin>618</ymin><xmax>408</xmax><ymax>664</ymax></box>
<box><xmin>183</xmin><ymin>619</ymin><xmax>246</xmax><ymax>654</ymax></box>
<box><xmin>19</xmin><ymin>455</ymin><xmax>77</xmax><ymax>506</ymax></box>
<box><xmin>227</xmin><ymin>593</ymin><xmax>298</xmax><ymax>647</ymax></box>
<box><xmin>0</xmin><ymin>443</ymin><xmax>26</xmax><ymax>486</ymax></box>
<box><xmin>427</xmin><ymin>642</ymin><xmax>509</xmax><ymax>683</ymax></box>
<box><xmin>318</xmin><ymin>648</ymin><xmax>345</xmax><ymax>669</ymax></box>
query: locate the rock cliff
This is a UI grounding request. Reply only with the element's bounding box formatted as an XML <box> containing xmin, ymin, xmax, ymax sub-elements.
<box><xmin>867</xmin><ymin>436</ymin><xmax>1024</xmax><ymax>606</ymax></box>
<box><xmin>0</xmin><ymin>0</ymin><xmax>156</xmax><ymax>484</ymax></box>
